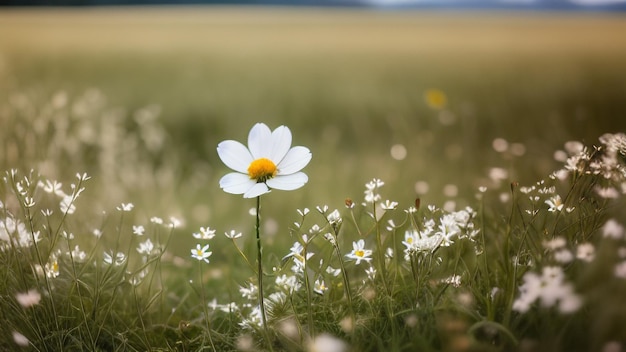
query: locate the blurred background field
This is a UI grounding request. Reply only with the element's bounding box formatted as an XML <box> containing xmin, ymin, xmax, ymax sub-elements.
<box><xmin>1</xmin><ymin>7</ymin><xmax>626</xmax><ymax>255</ymax></box>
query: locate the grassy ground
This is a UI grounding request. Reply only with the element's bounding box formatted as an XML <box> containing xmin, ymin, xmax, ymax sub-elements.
<box><xmin>1</xmin><ymin>9</ymin><xmax>626</xmax><ymax>350</ymax></box>
<box><xmin>2</xmin><ymin>6</ymin><xmax>626</xmax><ymax>252</ymax></box>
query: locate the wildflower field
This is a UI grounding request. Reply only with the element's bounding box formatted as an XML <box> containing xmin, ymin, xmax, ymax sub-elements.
<box><xmin>2</xmin><ymin>7</ymin><xmax>626</xmax><ymax>351</ymax></box>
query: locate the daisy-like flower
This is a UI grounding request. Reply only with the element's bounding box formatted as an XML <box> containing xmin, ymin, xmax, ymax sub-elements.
<box><xmin>191</xmin><ymin>244</ymin><xmax>212</xmax><ymax>263</ymax></box>
<box><xmin>217</xmin><ymin>123</ymin><xmax>312</xmax><ymax>198</ymax></box>
<box><xmin>346</xmin><ymin>239</ymin><xmax>373</xmax><ymax>265</ymax></box>
<box><xmin>313</xmin><ymin>279</ymin><xmax>328</xmax><ymax>295</ymax></box>
<box><xmin>545</xmin><ymin>195</ymin><xmax>564</xmax><ymax>212</ymax></box>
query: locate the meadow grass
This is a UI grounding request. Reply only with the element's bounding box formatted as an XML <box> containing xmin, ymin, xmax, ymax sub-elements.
<box><xmin>1</xmin><ymin>7</ymin><xmax>626</xmax><ymax>351</ymax></box>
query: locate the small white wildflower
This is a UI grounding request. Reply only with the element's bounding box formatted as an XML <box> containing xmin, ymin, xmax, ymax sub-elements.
<box><xmin>133</xmin><ymin>225</ymin><xmax>145</xmax><ymax>236</ymax></box>
<box><xmin>76</xmin><ymin>172</ymin><xmax>91</xmax><ymax>181</ymax></box>
<box><xmin>440</xmin><ymin>275</ymin><xmax>462</xmax><ymax>288</ymax></box>
<box><xmin>576</xmin><ymin>243</ymin><xmax>595</xmax><ymax>263</ymax></box>
<box><xmin>365</xmin><ymin>266</ymin><xmax>377</xmax><ymax>280</ymax></box>
<box><xmin>327</xmin><ymin>209</ymin><xmax>342</xmax><ymax>226</ymax></box>
<box><xmin>193</xmin><ymin>227</ymin><xmax>216</xmax><ymax>240</ymax></box>
<box><xmin>545</xmin><ymin>195</ymin><xmax>564</xmax><ymax>212</ymax></box>
<box><xmin>150</xmin><ymin>217</ymin><xmax>164</xmax><ymax>225</ymax></box>
<box><xmin>225</xmin><ymin>230</ymin><xmax>242</xmax><ymax>239</ymax></box>
<box><xmin>70</xmin><ymin>245</ymin><xmax>87</xmax><ymax>262</ymax></box>
<box><xmin>15</xmin><ymin>289</ymin><xmax>41</xmax><ymax>308</ymax></box>
<box><xmin>275</xmin><ymin>274</ymin><xmax>301</xmax><ymax>293</ymax></box>
<box><xmin>40</xmin><ymin>179</ymin><xmax>65</xmax><ymax>197</ymax></box>
<box><xmin>297</xmin><ymin>208</ymin><xmax>310</xmax><ymax>216</ymax></box>
<box><xmin>346</xmin><ymin>239</ymin><xmax>372</xmax><ymax>265</ymax></box>
<box><xmin>554</xmin><ymin>249</ymin><xmax>574</xmax><ymax>264</ymax></box>
<box><xmin>239</xmin><ymin>283</ymin><xmax>258</xmax><ymax>300</ymax></box>
<box><xmin>386</xmin><ymin>219</ymin><xmax>397</xmax><ymax>231</ymax></box>
<box><xmin>308</xmin><ymin>224</ymin><xmax>321</xmax><ymax>235</ymax></box>
<box><xmin>23</xmin><ymin>197</ymin><xmax>35</xmax><ymax>208</ymax></box>
<box><xmin>103</xmin><ymin>251</ymin><xmax>126</xmax><ymax>266</ymax></box>
<box><xmin>313</xmin><ymin>279</ymin><xmax>328</xmax><ymax>295</ymax></box>
<box><xmin>116</xmin><ymin>203</ymin><xmax>134</xmax><ymax>212</ymax></box>
<box><xmin>12</xmin><ymin>331</ymin><xmax>30</xmax><ymax>347</ymax></box>
<box><xmin>308</xmin><ymin>333</ymin><xmax>348</xmax><ymax>352</ymax></box>
<box><xmin>190</xmin><ymin>244</ymin><xmax>212</xmax><ymax>263</ymax></box>
<box><xmin>596</xmin><ymin>186</ymin><xmax>620</xmax><ymax>199</ymax></box>
<box><xmin>380</xmin><ymin>200</ymin><xmax>398</xmax><ymax>210</ymax></box>
<box><xmin>169</xmin><ymin>217</ymin><xmax>182</xmax><ymax>228</ymax></box>
<box><xmin>543</xmin><ymin>237</ymin><xmax>566</xmax><ymax>250</ymax></box>
<box><xmin>60</xmin><ymin>196</ymin><xmax>76</xmax><ymax>214</ymax></box>
<box><xmin>603</xmin><ymin>219</ymin><xmax>624</xmax><ymax>239</ymax></box>
<box><xmin>92</xmin><ymin>229</ymin><xmax>103</xmax><ymax>238</ymax></box>
<box><xmin>326</xmin><ymin>266</ymin><xmax>341</xmax><ymax>277</ymax></box>
<box><xmin>137</xmin><ymin>239</ymin><xmax>155</xmax><ymax>255</ymax></box>
<box><xmin>45</xmin><ymin>259</ymin><xmax>60</xmax><ymax>278</ymax></box>
<box><xmin>316</xmin><ymin>205</ymin><xmax>329</xmax><ymax>214</ymax></box>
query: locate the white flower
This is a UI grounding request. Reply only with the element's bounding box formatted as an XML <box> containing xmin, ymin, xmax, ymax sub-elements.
<box><xmin>307</xmin><ymin>333</ymin><xmax>348</xmax><ymax>352</ymax></box>
<box><xmin>365</xmin><ymin>266</ymin><xmax>377</xmax><ymax>280</ymax></box>
<box><xmin>116</xmin><ymin>203</ymin><xmax>134</xmax><ymax>212</ymax></box>
<box><xmin>12</xmin><ymin>331</ymin><xmax>29</xmax><ymax>347</ymax></box>
<box><xmin>545</xmin><ymin>195</ymin><xmax>564</xmax><ymax>212</ymax></box>
<box><xmin>225</xmin><ymin>230</ymin><xmax>242</xmax><ymax>239</ymax></box>
<box><xmin>150</xmin><ymin>217</ymin><xmax>164</xmax><ymax>225</ymax></box>
<box><xmin>15</xmin><ymin>289</ymin><xmax>41</xmax><ymax>308</ymax></box>
<box><xmin>276</xmin><ymin>274</ymin><xmax>301</xmax><ymax>293</ymax></box>
<box><xmin>60</xmin><ymin>196</ymin><xmax>76</xmax><ymax>214</ymax></box>
<box><xmin>217</xmin><ymin>123</ymin><xmax>312</xmax><ymax>198</ymax></box>
<box><xmin>191</xmin><ymin>244</ymin><xmax>212</xmax><ymax>263</ymax></box>
<box><xmin>70</xmin><ymin>245</ymin><xmax>87</xmax><ymax>262</ymax></box>
<box><xmin>345</xmin><ymin>239</ymin><xmax>373</xmax><ymax>265</ymax></box>
<box><xmin>313</xmin><ymin>279</ymin><xmax>328</xmax><ymax>295</ymax></box>
<box><xmin>603</xmin><ymin>219</ymin><xmax>624</xmax><ymax>239</ymax></box>
<box><xmin>327</xmin><ymin>209</ymin><xmax>342</xmax><ymax>226</ymax></box>
<box><xmin>133</xmin><ymin>225</ymin><xmax>145</xmax><ymax>236</ymax></box>
<box><xmin>103</xmin><ymin>251</ymin><xmax>126</xmax><ymax>266</ymax></box>
<box><xmin>513</xmin><ymin>266</ymin><xmax>582</xmax><ymax>314</ymax></box>
<box><xmin>326</xmin><ymin>266</ymin><xmax>341</xmax><ymax>277</ymax></box>
<box><xmin>193</xmin><ymin>227</ymin><xmax>216</xmax><ymax>240</ymax></box>
<box><xmin>576</xmin><ymin>243</ymin><xmax>595</xmax><ymax>263</ymax></box>
<box><xmin>137</xmin><ymin>239</ymin><xmax>155</xmax><ymax>255</ymax></box>
<box><xmin>380</xmin><ymin>200</ymin><xmax>398</xmax><ymax>210</ymax></box>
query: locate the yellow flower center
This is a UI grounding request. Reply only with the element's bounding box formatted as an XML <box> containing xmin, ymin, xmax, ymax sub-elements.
<box><xmin>248</xmin><ymin>158</ymin><xmax>277</xmax><ymax>182</ymax></box>
<box><xmin>355</xmin><ymin>250</ymin><xmax>365</xmax><ymax>258</ymax></box>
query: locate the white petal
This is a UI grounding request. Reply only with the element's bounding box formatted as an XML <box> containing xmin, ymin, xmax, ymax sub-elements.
<box><xmin>269</xmin><ymin>126</ymin><xmax>292</xmax><ymax>163</ymax></box>
<box><xmin>220</xmin><ymin>173</ymin><xmax>256</xmax><ymax>194</ymax></box>
<box><xmin>266</xmin><ymin>172</ymin><xmax>308</xmax><ymax>191</ymax></box>
<box><xmin>277</xmin><ymin>146</ymin><xmax>312</xmax><ymax>175</ymax></box>
<box><xmin>217</xmin><ymin>140</ymin><xmax>253</xmax><ymax>174</ymax></box>
<box><xmin>244</xmin><ymin>183</ymin><xmax>271</xmax><ymax>198</ymax></box>
<box><xmin>248</xmin><ymin>123</ymin><xmax>272</xmax><ymax>159</ymax></box>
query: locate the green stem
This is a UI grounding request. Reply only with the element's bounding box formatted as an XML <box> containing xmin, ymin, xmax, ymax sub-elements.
<box><xmin>255</xmin><ymin>196</ymin><xmax>274</xmax><ymax>351</ymax></box>
<box><xmin>199</xmin><ymin>262</ymin><xmax>217</xmax><ymax>351</ymax></box>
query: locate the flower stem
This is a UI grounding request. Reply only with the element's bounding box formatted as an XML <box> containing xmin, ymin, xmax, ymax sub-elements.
<box><xmin>199</xmin><ymin>262</ymin><xmax>217</xmax><ymax>351</ymax></box>
<box><xmin>255</xmin><ymin>196</ymin><xmax>274</xmax><ymax>351</ymax></box>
